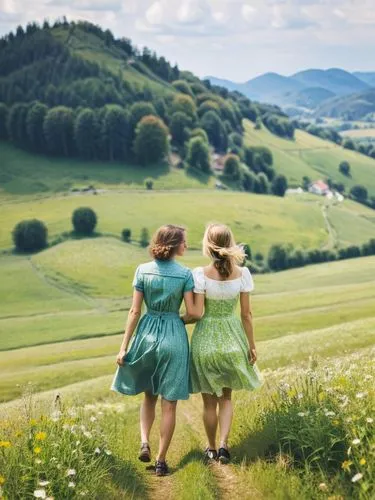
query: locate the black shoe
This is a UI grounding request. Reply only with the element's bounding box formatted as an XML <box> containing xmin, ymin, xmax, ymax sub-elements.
<box><xmin>138</xmin><ymin>443</ymin><xmax>151</xmax><ymax>463</ymax></box>
<box><xmin>218</xmin><ymin>447</ymin><xmax>230</xmax><ymax>464</ymax></box>
<box><xmin>204</xmin><ymin>447</ymin><xmax>218</xmax><ymax>462</ymax></box>
<box><xmin>155</xmin><ymin>460</ymin><xmax>169</xmax><ymax>476</ymax></box>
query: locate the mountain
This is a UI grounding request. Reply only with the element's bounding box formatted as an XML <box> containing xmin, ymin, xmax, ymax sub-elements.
<box><xmin>315</xmin><ymin>88</ymin><xmax>375</xmax><ymax>120</ymax></box>
<box><xmin>208</xmin><ymin>68</ymin><xmax>372</xmax><ymax>112</ymax></box>
<box><xmin>291</xmin><ymin>68</ymin><xmax>368</xmax><ymax>96</ymax></box>
<box><xmin>352</xmin><ymin>71</ymin><xmax>375</xmax><ymax>87</ymax></box>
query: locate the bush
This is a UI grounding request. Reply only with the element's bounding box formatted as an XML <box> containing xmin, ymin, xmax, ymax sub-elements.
<box><xmin>267</xmin><ymin>244</ymin><xmax>288</xmax><ymax>271</ymax></box>
<box><xmin>140</xmin><ymin>228</ymin><xmax>150</xmax><ymax>248</ymax></box>
<box><xmin>12</xmin><ymin>219</ymin><xmax>48</xmax><ymax>253</ymax></box>
<box><xmin>350</xmin><ymin>185</ymin><xmax>368</xmax><ymax>202</ymax></box>
<box><xmin>145</xmin><ymin>178</ymin><xmax>153</xmax><ymax>190</ymax></box>
<box><xmin>72</xmin><ymin>207</ymin><xmax>97</xmax><ymax>235</ymax></box>
<box><xmin>342</xmin><ymin>137</ymin><xmax>355</xmax><ymax>150</ymax></box>
<box><xmin>122</xmin><ymin>228</ymin><xmax>131</xmax><ymax>242</ymax></box>
<box><xmin>339</xmin><ymin>161</ymin><xmax>351</xmax><ymax>176</ymax></box>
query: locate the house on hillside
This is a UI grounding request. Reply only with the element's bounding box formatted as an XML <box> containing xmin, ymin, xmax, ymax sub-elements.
<box><xmin>309</xmin><ymin>180</ymin><xmax>330</xmax><ymax>196</ymax></box>
<box><xmin>212</xmin><ymin>153</ymin><xmax>225</xmax><ymax>172</ymax></box>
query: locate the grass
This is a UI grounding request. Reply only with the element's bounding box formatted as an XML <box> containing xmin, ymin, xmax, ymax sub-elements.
<box><xmin>341</xmin><ymin>128</ymin><xmax>375</xmax><ymax>138</ymax></box>
<box><xmin>244</xmin><ymin>122</ymin><xmax>375</xmax><ymax>197</ymax></box>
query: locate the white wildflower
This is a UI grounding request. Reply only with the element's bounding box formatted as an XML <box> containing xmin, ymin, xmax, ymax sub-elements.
<box><xmin>33</xmin><ymin>490</ymin><xmax>46</xmax><ymax>499</ymax></box>
<box><xmin>90</xmin><ymin>416</ymin><xmax>97</xmax><ymax>423</ymax></box>
<box><xmin>104</xmin><ymin>449</ymin><xmax>112</xmax><ymax>456</ymax></box>
<box><xmin>83</xmin><ymin>431</ymin><xmax>92</xmax><ymax>439</ymax></box>
<box><xmin>66</xmin><ymin>469</ymin><xmax>76</xmax><ymax>477</ymax></box>
<box><xmin>51</xmin><ymin>411</ymin><xmax>61</xmax><ymax>422</ymax></box>
<box><xmin>351</xmin><ymin>473</ymin><xmax>363</xmax><ymax>483</ymax></box>
<box><xmin>68</xmin><ymin>481</ymin><xmax>76</xmax><ymax>488</ymax></box>
<box><xmin>356</xmin><ymin>392</ymin><xmax>367</xmax><ymax>399</ymax></box>
<box><xmin>38</xmin><ymin>481</ymin><xmax>50</xmax><ymax>487</ymax></box>
<box><xmin>352</xmin><ymin>438</ymin><xmax>360</xmax><ymax>445</ymax></box>
<box><xmin>318</xmin><ymin>483</ymin><xmax>328</xmax><ymax>492</ymax></box>
<box><xmin>94</xmin><ymin>447</ymin><xmax>101</xmax><ymax>454</ymax></box>
<box><xmin>366</xmin><ymin>417</ymin><xmax>373</xmax><ymax>423</ymax></box>
<box><xmin>297</xmin><ymin>412</ymin><xmax>306</xmax><ymax>417</ymax></box>
<box><xmin>76</xmin><ymin>440</ymin><xmax>81</xmax><ymax>446</ymax></box>
<box><xmin>35</xmin><ymin>459</ymin><xmax>42</xmax><ymax>464</ymax></box>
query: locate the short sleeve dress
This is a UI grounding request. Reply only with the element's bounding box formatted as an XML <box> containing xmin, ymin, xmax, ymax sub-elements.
<box><xmin>189</xmin><ymin>266</ymin><xmax>262</xmax><ymax>396</ymax></box>
<box><xmin>111</xmin><ymin>259</ymin><xmax>194</xmax><ymax>401</ymax></box>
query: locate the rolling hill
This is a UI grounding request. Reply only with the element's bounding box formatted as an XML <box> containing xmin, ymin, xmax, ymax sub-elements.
<box><xmin>208</xmin><ymin>68</ymin><xmax>373</xmax><ymax>112</ymax></box>
<box><xmin>315</xmin><ymin>87</ymin><xmax>375</xmax><ymax>120</ymax></box>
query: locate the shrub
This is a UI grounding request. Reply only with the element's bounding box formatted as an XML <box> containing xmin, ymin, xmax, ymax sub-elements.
<box><xmin>267</xmin><ymin>244</ymin><xmax>288</xmax><ymax>271</ymax></box>
<box><xmin>145</xmin><ymin>178</ymin><xmax>153</xmax><ymax>190</ymax></box>
<box><xmin>140</xmin><ymin>228</ymin><xmax>150</xmax><ymax>248</ymax></box>
<box><xmin>122</xmin><ymin>228</ymin><xmax>132</xmax><ymax>242</ymax></box>
<box><xmin>339</xmin><ymin>161</ymin><xmax>351</xmax><ymax>176</ymax></box>
<box><xmin>350</xmin><ymin>185</ymin><xmax>368</xmax><ymax>202</ymax></box>
<box><xmin>72</xmin><ymin>207</ymin><xmax>97</xmax><ymax>235</ymax></box>
<box><xmin>12</xmin><ymin>219</ymin><xmax>48</xmax><ymax>253</ymax></box>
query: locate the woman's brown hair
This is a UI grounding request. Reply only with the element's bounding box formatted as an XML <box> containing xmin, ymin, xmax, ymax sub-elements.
<box><xmin>150</xmin><ymin>224</ymin><xmax>186</xmax><ymax>261</ymax></box>
<box><xmin>203</xmin><ymin>223</ymin><xmax>245</xmax><ymax>278</ymax></box>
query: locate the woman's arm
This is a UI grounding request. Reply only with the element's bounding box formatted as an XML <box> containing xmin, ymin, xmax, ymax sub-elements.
<box><xmin>240</xmin><ymin>292</ymin><xmax>257</xmax><ymax>364</ymax></box>
<box><xmin>116</xmin><ymin>290</ymin><xmax>143</xmax><ymax>366</ymax></box>
<box><xmin>181</xmin><ymin>291</ymin><xmax>204</xmax><ymax>324</ymax></box>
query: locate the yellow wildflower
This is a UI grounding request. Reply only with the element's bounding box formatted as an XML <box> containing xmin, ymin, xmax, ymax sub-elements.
<box><xmin>35</xmin><ymin>432</ymin><xmax>47</xmax><ymax>441</ymax></box>
<box><xmin>318</xmin><ymin>392</ymin><xmax>326</xmax><ymax>402</ymax></box>
<box><xmin>30</xmin><ymin>419</ymin><xmax>37</xmax><ymax>427</ymax></box>
<box><xmin>0</xmin><ymin>442</ymin><xmax>11</xmax><ymax>448</ymax></box>
<box><xmin>359</xmin><ymin>458</ymin><xmax>366</xmax><ymax>465</ymax></box>
<box><xmin>33</xmin><ymin>446</ymin><xmax>42</xmax><ymax>454</ymax></box>
<box><xmin>341</xmin><ymin>460</ymin><xmax>353</xmax><ymax>471</ymax></box>
<box><xmin>15</xmin><ymin>431</ymin><xmax>23</xmax><ymax>438</ymax></box>
<box><xmin>333</xmin><ymin>420</ymin><xmax>339</xmax><ymax>426</ymax></box>
<box><xmin>0</xmin><ymin>475</ymin><xmax>5</xmax><ymax>485</ymax></box>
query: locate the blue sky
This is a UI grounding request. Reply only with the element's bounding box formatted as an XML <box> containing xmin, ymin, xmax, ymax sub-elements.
<box><xmin>1</xmin><ymin>0</ymin><xmax>374</xmax><ymax>81</ymax></box>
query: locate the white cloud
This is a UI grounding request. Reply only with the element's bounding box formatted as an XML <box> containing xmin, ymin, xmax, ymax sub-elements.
<box><xmin>177</xmin><ymin>0</ymin><xmax>210</xmax><ymax>25</ymax></box>
<box><xmin>145</xmin><ymin>1</ymin><xmax>164</xmax><ymax>25</ymax></box>
<box><xmin>242</xmin><ymin>5</ymin><xmax>257</xmax><ymax>23</ymax></box>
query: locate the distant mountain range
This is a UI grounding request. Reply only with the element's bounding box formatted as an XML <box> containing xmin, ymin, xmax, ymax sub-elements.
<box><xmin>207</xmin><ymin>69</ymin><xmax>375</xmax><ymax>118</ymax></box>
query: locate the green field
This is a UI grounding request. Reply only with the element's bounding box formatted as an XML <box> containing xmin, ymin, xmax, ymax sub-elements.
<box><xmin>244</xmin><ymin>122</ymin><xmax>375</xmax><ymax>196</ymax></box>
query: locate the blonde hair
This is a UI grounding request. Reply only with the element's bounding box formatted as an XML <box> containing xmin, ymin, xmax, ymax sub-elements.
<box><xmin>150</xmin><ymin>224</ymin><xmax>185</xmax><ymax>261</ymax></box>
<box><xmin>203</xmin><ymin>223</ymin><xmax>245</xmax><ymax>278</ymax></box>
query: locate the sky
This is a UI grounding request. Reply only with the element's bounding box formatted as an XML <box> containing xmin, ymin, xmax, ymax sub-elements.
<box><xmin>1</xmin><ymin>0</ymin><xmax>375</xmax><ymax>82</ymax></box>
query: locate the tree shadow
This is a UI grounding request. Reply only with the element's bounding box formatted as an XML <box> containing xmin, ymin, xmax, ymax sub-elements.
<box><xmin>109</xmin><ymin>455</ymin><xmax>150</xmax><ymax>499</ymax></box>
<box><xmin>185</xmin><ymin>166</ymin><xmax>212</xmax><ymax>185</ymax></box>
<box><xmin>230</xmin><ymin>427</ymin><xmax>273</xmax><ymax>465</ymax></box>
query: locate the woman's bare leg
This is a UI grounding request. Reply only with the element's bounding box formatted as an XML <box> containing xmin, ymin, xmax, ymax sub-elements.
<box><xmin>218</xmin><ymin>388</ymin><xmax>233</xmax><ymax>448</ymax></box>
<box><xmin>140</xmin><ymin>391</ymin><xmax>158</xmax><ymax>443</ymax></box>
<box><xmin>157</xmin><ymin>398</ymin><xmax>177</xmax><ymax>462</ymax></box>
<box><xmin>202</xmin><ymin>393</ymin><xmax>219</xmax><ymax>449</ymax></box>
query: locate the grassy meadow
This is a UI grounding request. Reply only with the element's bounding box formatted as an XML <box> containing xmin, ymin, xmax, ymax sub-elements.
<box><xmin>1</xmin><ymin>130</ymin><xmax>375</xmax><ymax>499</ymax></box>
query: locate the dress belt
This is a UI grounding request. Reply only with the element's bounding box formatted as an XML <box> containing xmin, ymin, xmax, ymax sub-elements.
<box><xmin>146</xmin><ymin>309</ymin><xmax>179</xmax><ymax>317</ymax></box>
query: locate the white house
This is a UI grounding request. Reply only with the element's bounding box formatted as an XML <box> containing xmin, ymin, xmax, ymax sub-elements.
<box><xmin>309</xmin><ymin>180</ymin><xmax>330</xmax><ymax>196</ymax></box>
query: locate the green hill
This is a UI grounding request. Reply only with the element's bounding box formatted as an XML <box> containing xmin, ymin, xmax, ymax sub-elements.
<box><xmin>315</xmin><ymin>88</ymin><xmax>375</xmax><ymax>120</ymax></box>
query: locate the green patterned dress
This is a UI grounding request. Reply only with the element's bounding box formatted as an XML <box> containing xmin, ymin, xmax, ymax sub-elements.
<box><xmin>111</xmin><ymin>260</ymin><xmax>194</xmax><ymax>401</ymax></box>
<box><xmin>190</xmin><ymin>267</ymin><xmax>262</xmax><ymax>396</ymax></box>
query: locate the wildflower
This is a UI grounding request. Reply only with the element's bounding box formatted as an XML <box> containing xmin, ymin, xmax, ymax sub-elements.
<box><xmin>66</xmin><ymin>469</ymin><xmax>76</xmax><ymax>477</ymax></box>
<box><xmin>352</xmin><ymin>438</ymin><xmax>360</xmax><ymax>445</ymax></box>
<box><xmin>351</xmin><ymin>473</ymin><xmax>363</xmax><ymax>483</ymax></box>
<box><xmin>35</xmin><ymin>432</ymin><xmax>47</xmax><ymax>441</ymax></box>
<box><xmin>333</xmin><ymin>420</ymin><xmax>339</xmax><ymax>426</ymax></box>
<box><xmin>15</xmin><ymin>431</ymin><xmax>23</xmax><ymax>438</ymax></box>
<box><xmin>30</xmin><ymin>419</ymin><xmax>38</xmax><ymax>426</ymax></box>
<box><xmin>68</xmin><ymin>482</ymin><xmax>76</xmax><ymax>488</ymax></box>
<box><xmin>90</xmin><ymin>416</ymin><xmax>97</xmax><ymax>423</ymax></box>
<box><xmin>34</xmin><ymin>446</ymin><xmax>42</xmax><ymax>454</ymax></box>
<box><xmin>0</xmin><ymin>441</ymin><xmax>11</xmax><ymax>448</ymax></box>
<box><xmin>33</xmin><ymin>490</ymin><xmax>46</xmax><ymax>499</ymax></box>
<box><xmin>94</xmin><ymin>447</ymin><xmax>101</xmax><ymax>454</ymax></box>
<box><xmin>0</xmin><ymin>476</ymin><xmax>5</xmax><ymax>485</ymax></box>
<box><xmin>359</xmin><ymin>458</ymin><xmax>366</xmax><ymax>465</ymax></box>
<box><xmin>35</xmin><ymin>459</ymin><xmax>42</xmax><ymax>464</ymax></box>
<box><xmin>341</xmin><ymin>460</ymin><xmax>353</xmax><ymax>471</ymax></box>
<box><xmin>297</xmin><ymin>412</ymin><xmax>306</xmax><ymax>417</ymax></box>
<box><xmin>38</xmin><ymin>481</ymin><xmax>50</xmax><ymax>487</ymax></box>
<box><xmin>319</xmin><ymin>483</ymin><xmax>328</xmax><ymax>492</ymax></box>
<box><xmin>355</xmin><ymin>392</ymin><xmax>367</xmax><ymax>399</ymax></box>
<box><xmin>46</xmin><ymin>497</ymin><xmax>55</xmax><ymax>500</ymax></box>
<box><xmin>104</xmin><ymin>449</ymin><xmax>112</xmax><ymax>456</ymax></box>
<box><xmin>324</xmin><ymin>410</ymin><xmax>335</xmax><ymax>417</ymax></box>
<box><xmin>366</xmin><ymin>417</ymin><xmax>373</xmax><ymax>423</ymax></box>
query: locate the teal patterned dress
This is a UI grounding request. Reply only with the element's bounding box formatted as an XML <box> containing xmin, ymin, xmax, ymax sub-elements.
<box><xmin>190</xmin><ymin>267</ymin><xmax>262</xmax><ymax>396</ymax></box>
<box><xmin>111</xmin><ymin>260</ymin><xmax>194</xmax><ymax>401</ymax></box>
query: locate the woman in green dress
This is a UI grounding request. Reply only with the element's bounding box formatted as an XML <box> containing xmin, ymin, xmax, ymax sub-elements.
<box><xmin>111</xmin><ymin>225</ymin><xmax>199</xmax><ymax>476</ymax></box>
<box><xmin>183</xmin><ymin>223</ymin><xmax>262</xmax><ymax>464</ymax></box>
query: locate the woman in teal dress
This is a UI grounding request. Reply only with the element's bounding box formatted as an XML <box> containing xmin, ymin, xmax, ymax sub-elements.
<box><xmin>111</xmin><ymin>224</ymin><xmax>199</xmax><ymax>476</ymax></box>
<box><xmin>183</xmin><ymin>223</ymin><xmax>262</xmax><ymax>464</ymax></box>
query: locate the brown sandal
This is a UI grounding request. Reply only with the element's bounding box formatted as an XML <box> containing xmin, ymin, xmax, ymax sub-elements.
<box><xmin>138</xmin><ymin>442</ymin><xmax>151</xmax><ymax>462</ymax></box>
